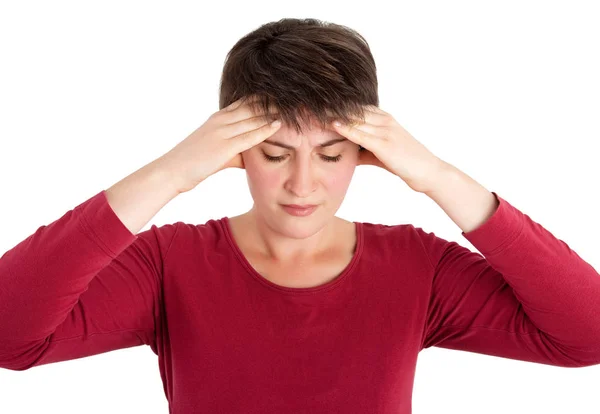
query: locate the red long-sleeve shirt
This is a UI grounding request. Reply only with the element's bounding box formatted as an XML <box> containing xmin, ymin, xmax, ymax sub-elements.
<box><xmin>1</xmin><ymin>189</ymin><xmax>600</xmax><ymax>413</ymax></box>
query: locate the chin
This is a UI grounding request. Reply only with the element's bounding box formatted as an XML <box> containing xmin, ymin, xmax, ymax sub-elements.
<box><xmin>277</xmin><ymin>222</ymin><xmax>326</xmax><ymax>239</ymax></box>
<box><xmin>263</xmin><ymin>206</ymin><xmax>322</xmax><ymax>229</ymax></box>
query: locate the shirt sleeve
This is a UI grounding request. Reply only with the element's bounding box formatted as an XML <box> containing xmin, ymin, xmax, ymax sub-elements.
<box><xmin>0</xmin><ymin>190</ymin><xmax>179</xmax><ymax>371</ymax></box>
<box><xmin>419</xmin><ymin>191</ymin><xmax>600</xmax><ymax>368</ymax></box>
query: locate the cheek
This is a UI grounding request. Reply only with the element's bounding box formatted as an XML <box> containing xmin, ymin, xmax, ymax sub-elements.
<box><xmin>324</xmin><ymin>164</ymin><xmax>356</xmax><ymax>194</ymax></box>
<box><xmin>244</xmin><ymin>156</ymin><xmax>280</xmax><ymax>196</ymax></box>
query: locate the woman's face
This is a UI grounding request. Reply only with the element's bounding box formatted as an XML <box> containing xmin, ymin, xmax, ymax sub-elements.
<box><xmin>241</xmin><ymin>117</ymin><xmax>360</xmax><ymax>238</ymax></box>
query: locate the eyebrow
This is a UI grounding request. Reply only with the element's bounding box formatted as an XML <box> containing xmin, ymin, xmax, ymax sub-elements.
<box><xmin>263</xmin><ymin>137</ymin><xmax>347</xmax><ymax>150</ymax></box>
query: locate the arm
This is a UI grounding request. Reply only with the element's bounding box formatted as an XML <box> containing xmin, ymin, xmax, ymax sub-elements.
<box><xmin>419</xmin><ymin>162</ymin><xmax>600</xmax><ymax>367</ymax></box>
<box><xmin>423</xmin><ymin>160</ymin><xmax>499</xmax><ymax>234</ymax></box>
<box><xmin>0</xmin><ymin>158</ymin><xmax>180</xmax><ymax>370</ymax></box>
<box><xmin>106</xmin><ymin>155</ymin><xmax>181</xmax><ymax>235</ymax></box>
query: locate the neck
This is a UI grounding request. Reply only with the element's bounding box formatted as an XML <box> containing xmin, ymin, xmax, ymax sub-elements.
<box><xmin>238</xmin><ymin>209</ymin><xmax>338</xmax><ymax>263</ymax></box>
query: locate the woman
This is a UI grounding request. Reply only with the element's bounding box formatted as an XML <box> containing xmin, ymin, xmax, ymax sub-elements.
<box><xmin>1</xmin><ymin>18</ymin><xmax>600</xmax><ymax>414</ymax></box>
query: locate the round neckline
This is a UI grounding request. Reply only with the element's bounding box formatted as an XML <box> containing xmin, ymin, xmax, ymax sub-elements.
<box><xmin>220</xmin><ymin>216</ymin><xmax>363</xmax><ymax>295</ymax></box>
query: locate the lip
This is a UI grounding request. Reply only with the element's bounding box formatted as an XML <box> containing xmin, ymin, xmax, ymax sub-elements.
<box><xmin>281</xmin><ymin>204</ymin><xmax>318</xmax><ymax>217</ymax></box>
<box><xmin>281</xmin><ymin>204</ymin><xmax>317</xmax><ymax>209</ymax></box>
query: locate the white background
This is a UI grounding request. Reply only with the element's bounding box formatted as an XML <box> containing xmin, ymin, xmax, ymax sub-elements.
<box><xmin>1</xmin><ymin>0</ymin><xmax>599</xmax><ymax>413</ymax></box>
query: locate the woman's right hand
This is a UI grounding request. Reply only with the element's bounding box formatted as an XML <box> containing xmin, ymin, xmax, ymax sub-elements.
<box><xmin>159</xmin><ymin>95</ymin><xmax>281</xmax><ymax>194</ymax></box>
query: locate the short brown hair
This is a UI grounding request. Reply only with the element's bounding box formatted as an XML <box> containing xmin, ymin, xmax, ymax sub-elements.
<box><xmin>218</xmin><ymin>18</ymin><xmax>379</xmax><ymax>136</ymax></box>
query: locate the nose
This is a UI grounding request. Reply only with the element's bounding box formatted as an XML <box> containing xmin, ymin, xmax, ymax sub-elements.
<box><xmin>284</xmin><ymin>156</ymin><xmax>318</xmax><ymax>198</ymax></box>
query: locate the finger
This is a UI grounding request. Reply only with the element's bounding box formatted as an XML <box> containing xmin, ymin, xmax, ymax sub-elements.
<box><xmin>333</xmin><ymin>119</ymin><xmax>384</xmax><ymax>137</ymax></box>
<box><xmin>339</xmin><ymin>108</ymin><xmax>388</xmax><ymax>128</ymax></box>
<box><xmin>364</xmin><ymin>104</ymin><xmax>388</xmax><ymax>116</ymax></box>
<box><xmin>222</xmin><ymin>114</ymin><xmax>280</xmax><ymax>140</ymax></box>
<box><xmin>357</xmin><ymin>147</ymin><xmax>384</xmax><ymax>168</ymax></box>
<box><xmin>363</xmin><ymin>107</ymin><xmax>391</xmax><ymax>125</ymax></box>
<box><xmin>332</xmin><ymin>120</ymin><xmax>380</xmax><ymax>148</ymax></box>
<box><xmin>224</xmin><ymin>97</ymin><xmax>279</xmax><ymax>125</ymax></box>
<box><xmin>232</xmin><ymin>119</ymin><xmax>282</xmax><ymax>151</ymax></box>
<box><xmin>224</xmin><ymin>95</ymin><xmax>259</xmax><ymax>112</ymax></box>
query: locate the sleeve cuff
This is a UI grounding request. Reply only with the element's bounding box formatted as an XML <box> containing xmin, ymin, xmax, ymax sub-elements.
<box><xmin>461</xmin><ymin>191</ymin><xmax>525</xmax><ymax>256</ymax></box>
<box><xmin>75</xmin><ymin>189</ymin><xmax>139</xmax><ymax>258</ymax></box>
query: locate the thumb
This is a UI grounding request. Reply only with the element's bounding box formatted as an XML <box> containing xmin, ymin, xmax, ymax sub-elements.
<box><xmin>357</xmin><ymin>149</ymin><xmax>379</xmax><ymax>166</ymax></box>
<box><xmin>358</xmin><ymin>149</ymin><xmax>390</xmax><ymax>172</ymax></box>
<box><xmin>225</xmin><ymin>153</ymin><xmax>245</xmax><ymax>170</ymax></box>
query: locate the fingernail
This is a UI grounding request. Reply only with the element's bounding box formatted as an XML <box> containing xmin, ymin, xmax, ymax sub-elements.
<box><xmin>271</xmin><ymin>120</ymin><xmax>281</xmax><ymax>127</ymax></box>
<box><xmin>333</xmin><ymin>121</ymin><xmax>341</xmax><ymax>127</ymax></box>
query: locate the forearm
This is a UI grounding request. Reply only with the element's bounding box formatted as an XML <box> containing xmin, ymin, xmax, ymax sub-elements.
<box><xmin>105</xmin><ymin>155</ymin><xmax>181</xmax><ymax>235</ymax></box>
<box><xmin>423</xmin><ymin>160</ymin><xmax>499</xmax><ymax>233</ymax></box>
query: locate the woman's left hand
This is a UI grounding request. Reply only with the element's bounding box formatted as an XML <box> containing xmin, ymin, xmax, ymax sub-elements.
<box><xmin>332</xmin><ymin>105</ymin><xmax>446</xmax><ymax>194</ymax></box>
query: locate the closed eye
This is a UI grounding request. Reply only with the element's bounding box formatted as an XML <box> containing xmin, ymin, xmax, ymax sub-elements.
<box><xmin>262</xmin><ymin>152</ymin><xmax>342</xmax><ymax>163</ymax></box>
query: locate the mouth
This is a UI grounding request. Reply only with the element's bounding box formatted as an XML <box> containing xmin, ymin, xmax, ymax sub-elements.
<box><xmin>281</xmin><ymin>204</ymin><xmax>317</xmax><ymax>209</ymax></box>
<box><xmin>280</xmin><ymin>204</ymin><xmax>319</xmax><ymax>216</ymax></box>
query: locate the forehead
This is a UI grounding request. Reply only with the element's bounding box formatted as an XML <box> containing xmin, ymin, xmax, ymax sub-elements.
<box><xmin>265</xmin><ymin>116</ymin><xmax>346</xmax><ymax>149</ymax></box>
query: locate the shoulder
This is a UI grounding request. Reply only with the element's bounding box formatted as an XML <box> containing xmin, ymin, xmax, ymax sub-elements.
<box><xmin>360</xmin><ymin>221</ymin><xmax>453</xmax><ymax>268</ymax></box>
<box><xmin>144</xmin><ymin>217</ymin><xmax>227</xmax><ymax>261</ymax></box>
<box><xmin>360</xmin><ymin>220</ymin><xmax>436</xmax><ymax>244</ymax></box>
<box><xmin>170</xmin><ymin>217</ymin><xmax>227</xmax><ymax>246</ymax></box>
